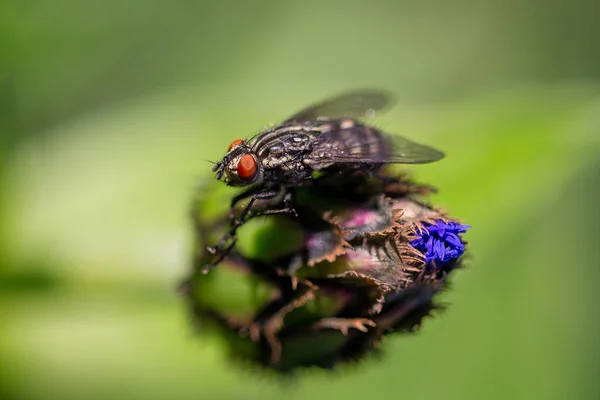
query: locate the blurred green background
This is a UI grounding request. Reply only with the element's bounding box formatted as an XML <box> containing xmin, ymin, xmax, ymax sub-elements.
<box><xmin>1</xmin><ymin>0</ymin><xmax>599</xmax><ymax>399</ymax></box>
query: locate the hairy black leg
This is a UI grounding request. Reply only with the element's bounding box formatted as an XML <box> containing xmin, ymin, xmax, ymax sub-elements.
<box><xmin>284</xmin><ymin>191</ymin><xmax>298</xmax><ymax>217</ymax></box>
<box><xmin>208</xmin><ymin>186</ymin><xmax>274</xmax><ymax>253</ymax></box>
<box><xmin>204</xmin><ymin>184</ymin><xmax>285</xmax><ymax>271</ymax></box>
<box><xmin>202</xmin><ymin>241</ymin><xmax>237</xmax><ymax>273</ymax></box>
<box><xmin>228</xmin><ymin>185</ymin><xmax>273</xmax><ymax>224</ymax></box>
<box><xmin>258</xmin><ymin>191</ymin><xmax>297</xmax><ymax>217</ymax></box>
<box><xmin>237</xmin><ymin>187</ymin><xmax>281</xmax><ymax>222</ymax></box>
<box><xmin>189</xmin><ymin>185</ymin><xmax>234</xmax><ymax>273</ymax></box>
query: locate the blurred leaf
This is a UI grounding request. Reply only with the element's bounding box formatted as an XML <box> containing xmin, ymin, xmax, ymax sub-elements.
<box><xmin>0</xmin><ymin>86</ymin><xmax>599</xmax><ymax>399</ymax></box>
<box><xmin>2</xmin><ymin>0</ymin><xmax>600</xmax><ymax>395</ymax></box>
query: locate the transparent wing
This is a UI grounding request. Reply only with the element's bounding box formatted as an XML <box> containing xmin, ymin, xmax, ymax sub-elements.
<box><xmin>382</xmin><ymin>134</ymin><xmax>445</xmax><ymax>164</ymax></box>
<box><xmin>307</xmin><ymin>132</ymin><xmax>444</xmax><ymax>167</ymax></box>
<box><xmin>284</xmin><ymin>90</ymin><xmax>395</xmax><ymax>123</ymax></box>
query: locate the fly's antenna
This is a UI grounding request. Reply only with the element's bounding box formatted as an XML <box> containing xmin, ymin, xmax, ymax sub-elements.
<box><xmin>212</xmin><ymin>160</ymin><xmax>225</xmax><ymax>180</ymax></box>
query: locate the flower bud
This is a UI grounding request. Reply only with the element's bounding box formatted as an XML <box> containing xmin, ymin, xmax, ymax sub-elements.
<box><xmin>184</xmin><ymin>173</ymin><xmax>470</xmax><ymax>372</ymax></box>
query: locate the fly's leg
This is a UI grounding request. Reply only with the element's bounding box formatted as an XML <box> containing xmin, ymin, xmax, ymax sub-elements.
<box><xmin>226</xmin><ymin>185</ymin><xmax>283</xmax><ymax>240</ymax></box>
<box><xmin>190</xmin><ymin>186</ymin><xmax>232</xmax><ymax>272</ymax></box>
<box><xmin>205</xmin><ymin>193</ymin><xmax>258</xmax><ymax>269</ymax></box>
<box><xmin>258</xmin><ymin>191</ymin><xmax>297</xmax><ymax>217</ymax></box>
<box><xmin>236</xmin><ymin>187</ymin><xmax>281</xmax><ymax>224</ymax></box>
<box><xmin>204</xmin><ymin>185</ymin><xmax>286</xmax><ymax>272</ymax></box>
<box><xmin>215</xmin><ymin>187</ymin><xmax>282</xmax><ymax>250</ymax></box>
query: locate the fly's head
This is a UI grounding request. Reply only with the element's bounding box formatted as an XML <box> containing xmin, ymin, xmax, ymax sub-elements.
<box><xmin>212</xmin><ymin>139</ymin><xmax>262</xmax><ymax>186</ymax></box>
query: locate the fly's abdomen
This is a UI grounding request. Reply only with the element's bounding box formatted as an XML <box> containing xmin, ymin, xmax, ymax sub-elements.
<box><xmin>336</xmin><ymin>121</ymin><xmax>387</xmax><ymax>159</ymax></box>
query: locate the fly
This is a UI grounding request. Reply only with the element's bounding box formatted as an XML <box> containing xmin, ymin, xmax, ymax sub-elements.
<box><xmin>205</xmin><ymin>90</ymin><xmax>444</xmax><ymax>271</ymax></box>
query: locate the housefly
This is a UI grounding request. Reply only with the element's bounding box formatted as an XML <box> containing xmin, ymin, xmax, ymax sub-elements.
<box><xmin>205</xmin><ymin>90</ymin><xmax>444</xmax><ymax>270</ymax></box>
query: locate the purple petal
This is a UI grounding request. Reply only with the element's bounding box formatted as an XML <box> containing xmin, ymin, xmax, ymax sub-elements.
<box><xmin>434</xmin><ymin>240</ymin><xmax>445</xmax><ymax>260</ymax></box>
<box><xmin>425</xmin><ymin>236</ymin><xmax>435</xmax><ymax>253</ymax></box>
<box><xmin>445</xmin><ymin>233</ymin><xmax>462</xmax><ymax>247</ymax></box>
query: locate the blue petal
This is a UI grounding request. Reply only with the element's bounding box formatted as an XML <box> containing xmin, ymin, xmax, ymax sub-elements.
<box><xmin>410</xmin><ymin>238</ymin><xmax>423</xmax><ymax>247</ymax></box>
<box><xmin>456</xmin><ymin>224</ymin><xmax>471</xmax><ymax>233</ymax></box>
<box><xmin>446</xmin><ymin>248</ymin><xmax>459</xmax><ymax>260</ymax></box>
<box><xmin>445</xmin><ymin>233</ymin><xmax>462</xmax><ymax>247</ymax></box>
<box><xmin>425</xmin><ymin>236</ymin><xmax>435</xmax><ymax>253</ymax></box>
<box><xmin>409</xmin><ymin>219</ymin><xmax>470</xmax><ymax>268</ymax></box>
<box><xmin>434</xmin><ymin>239</ymin><xmax>446</xmax><ymax>260</ymax></box>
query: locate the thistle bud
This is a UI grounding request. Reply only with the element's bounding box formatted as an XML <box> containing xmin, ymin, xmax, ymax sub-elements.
<box><xmin>184</xmin><ymin>173</ymin><xmax>470</xmax><ymax>372</ymax></box>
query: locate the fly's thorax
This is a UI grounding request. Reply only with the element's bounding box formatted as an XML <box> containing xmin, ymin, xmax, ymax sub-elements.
<box><xmin>248</xmin><ymin>123</ymin><xmax>319</xmax><ymax>175</ymax></box>
<box><xmin>252</xmin><ymin>123</ymin><xmax>320</xmax><ymax>156</ymax></box>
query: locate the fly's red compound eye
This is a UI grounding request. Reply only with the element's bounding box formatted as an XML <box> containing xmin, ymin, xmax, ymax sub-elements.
<box><xmin>228</xmin><ymin>139</ymin><xmax>244</xmax><ymax>152</ymax></box>
<box><xmin>237</xmin><ymin>154</ymin><xmax>257</xmax><ymax>181</ymax></box>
